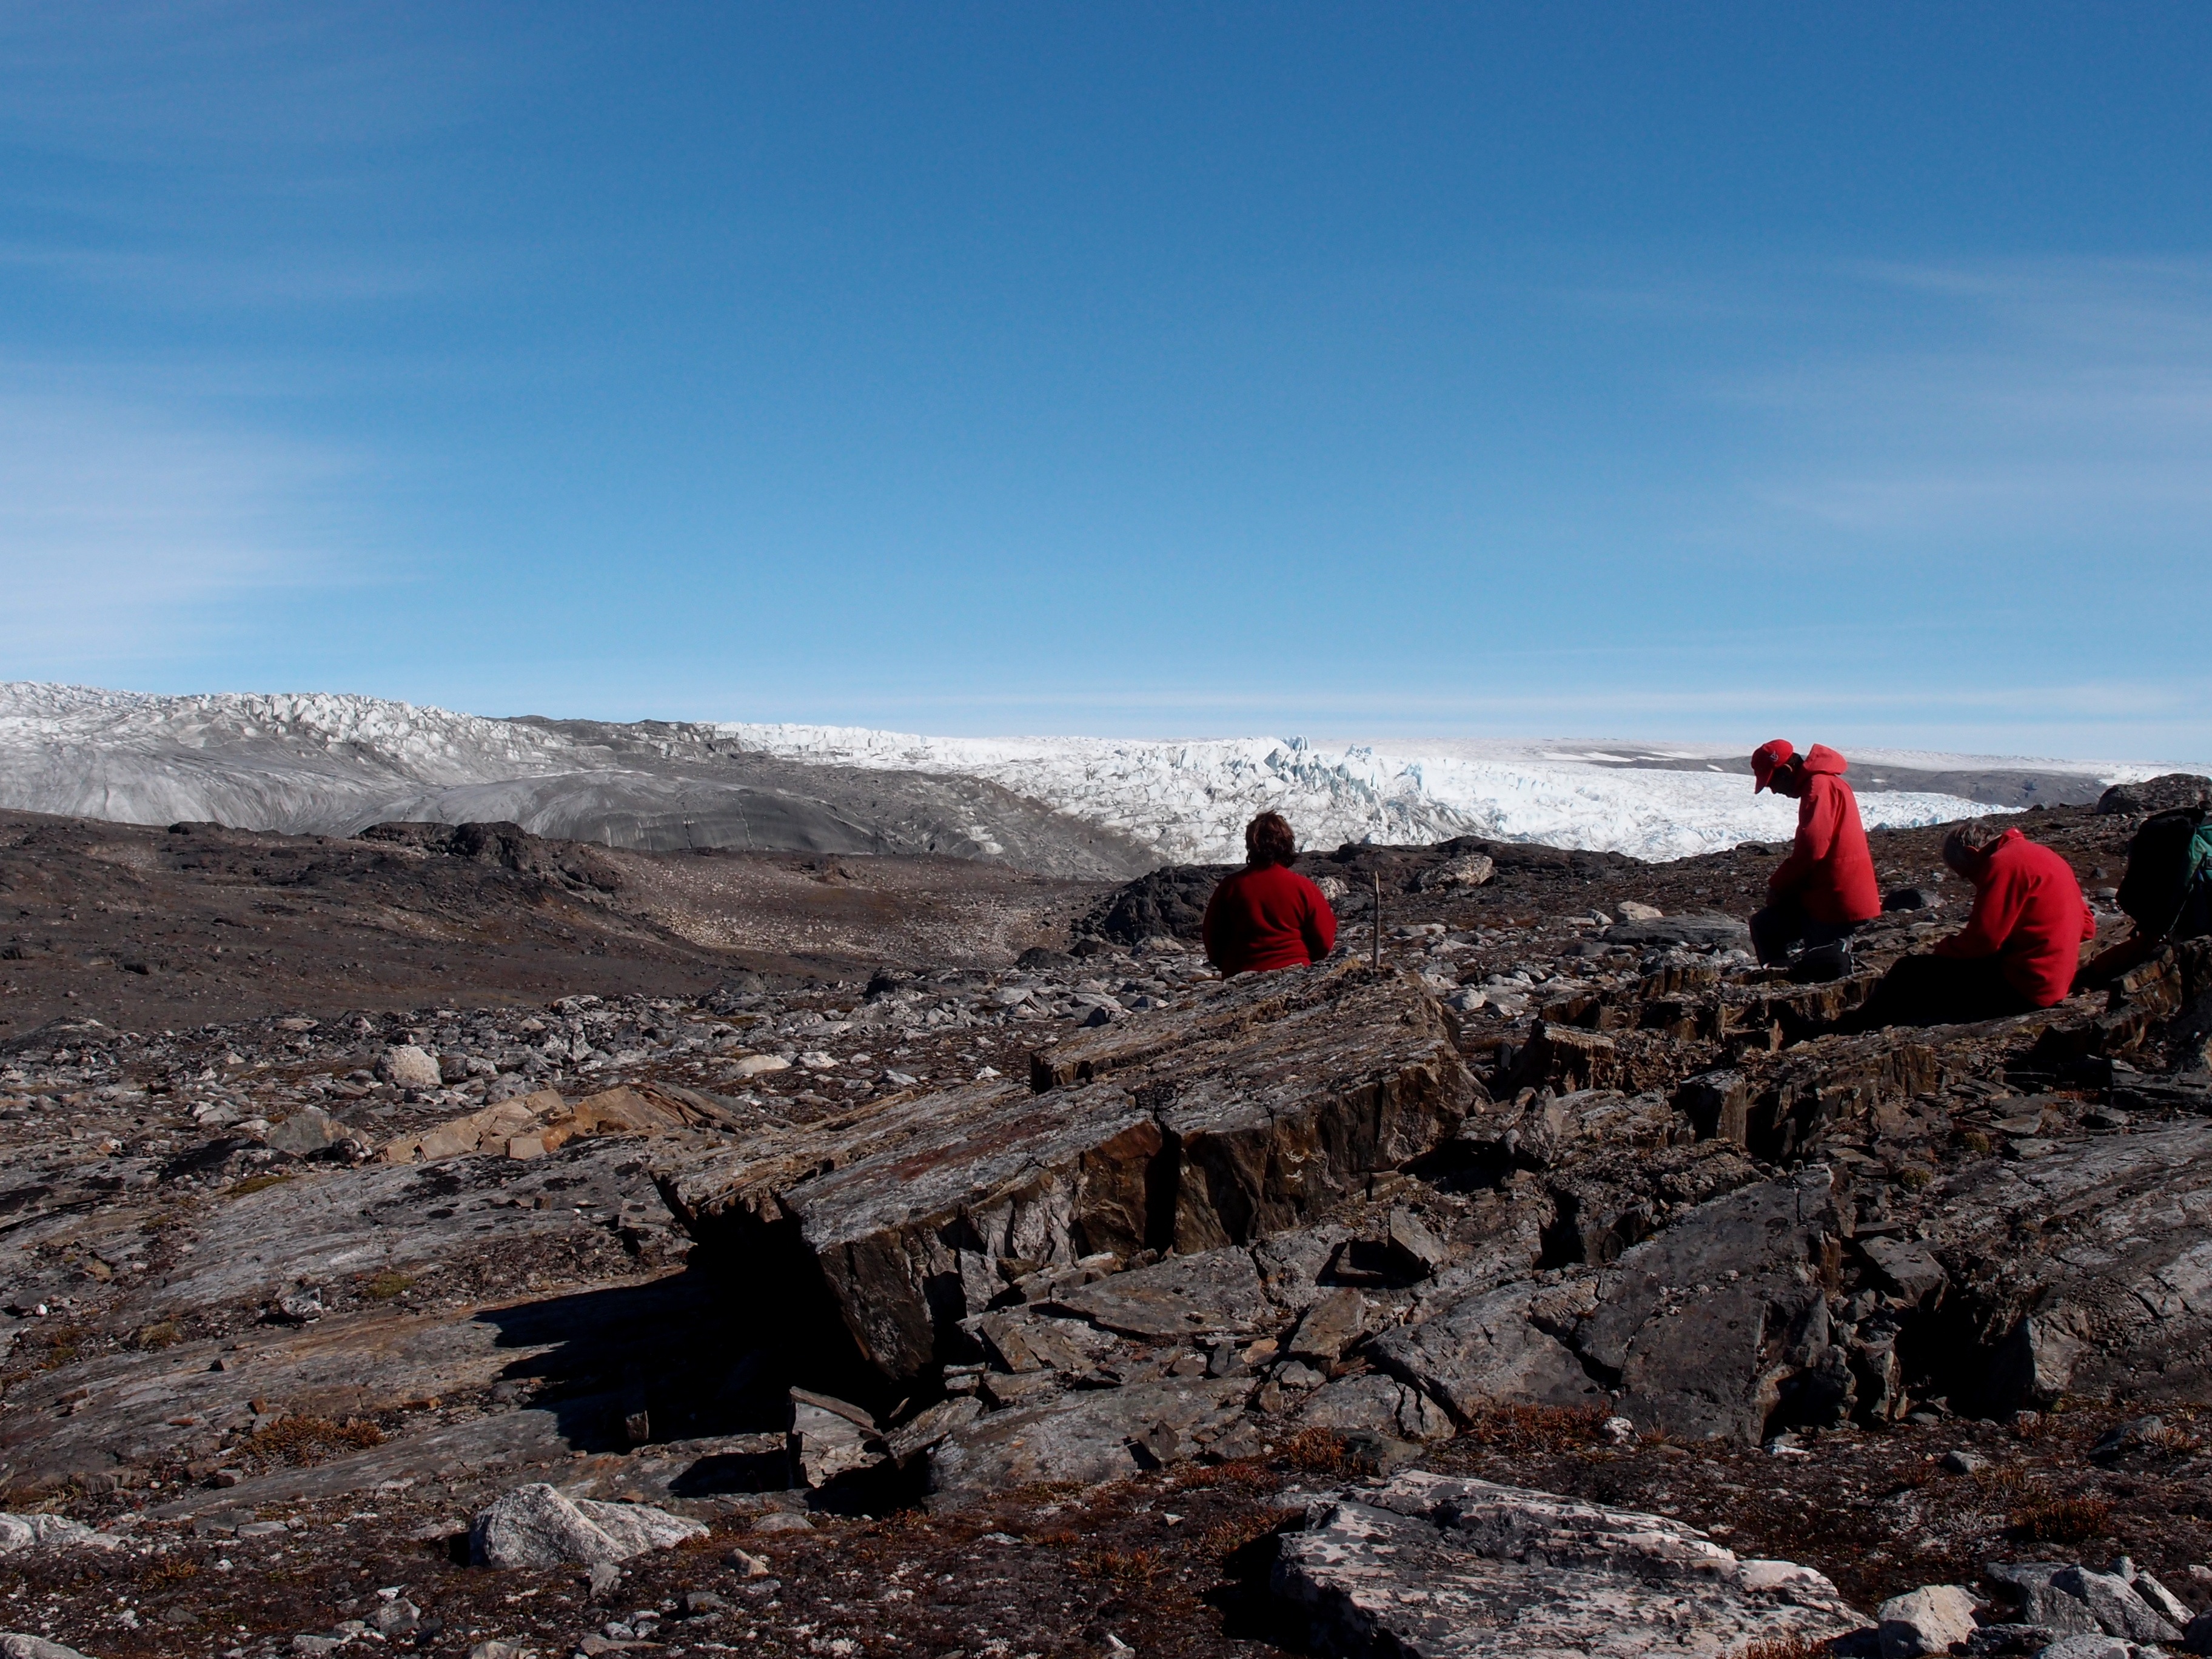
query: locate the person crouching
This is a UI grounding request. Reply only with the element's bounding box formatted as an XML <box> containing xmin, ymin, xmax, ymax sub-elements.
<box><xmin>1747</xmin><ymin>739</ymin><xmax>1881</xmax><ymax>971</ymax></box>
<box><xmin>1202</xmin><ymin>811</ymin><xmax>1338</xmax><ymax>977</ymax></box>
<box><xmin>1849</xmin><ymin>819</ymin><xmax>2096</xmax><ymax>1028</ymax></box>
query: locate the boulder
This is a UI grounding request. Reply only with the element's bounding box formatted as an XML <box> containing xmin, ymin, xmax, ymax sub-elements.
<box><xmin>1369</xmin><ymin>1282</ymin><xmax>1604</xmax><ymax>1423</ymax></box>
<box><xmin>469</xmin><ymin>1483</ymin><xmax>705</xmax><ymax>1569</ymax></box>
<box><xmin>881</xmin><ymin>1396</ymin><xmax>982</xmax><ymax>1466</ymax></box>
<box><xmin>1575</xmin><ymin>1167</ymin><xmax>1843</xmax><ymax>1443</ymax></box>
<box><xmin>378</xmin><ymin>1085</ymin><xmax>699</xmax><ymax>1165</ymax></box>
<box><xmin>658</xmin><ymin>965</ymin><xmax>1476</xmax><ymax>1389</ymax></box>
<box><xmin>1414</xmin><ymin>855</ymin><xmax>1495</xmax><ymax>892</ymax></box>
<box><xmin>1512</xmin><ymin>1024</ymin><xmax>1618</xmax><ymax>1093</ymax></box>
<box><xmin>1675</xmin><ymin>1070</ymin><xmax>1749</xmax><ymax>1145</ymax></box>
<box><xmin>2037</xmin><ymin>1638</ymin><xmax>2130</xmax><ymax>1659</ymax></box>
<box><xmin>1283</xmin><ymin>1289</ymin><xmax>1369</xmax><ymax>1364</ymax></box>
<box><xmin>1876</xmin><ymin>1584</ymin><xmax>1979</xmax><ymax>1658</ymax></box>
<box><xmin>264</xmin><ymin>1106</ymin><xmax>344</xmax><ymax>1157</ymax></box>
<box><xmin>374</xmin><ymin>1044</ymin><xmax>443</xmax><ymax>1091</ymax></box>
<box><xmin>0</xmin><ymin>1514</ymin><xmax>117</xmax><ymax>1555</ymax></box>
<box><xmin>1601</xmin><ymin>913</ymin><xmax>1752</xmax><ymax>950</ymax></box>
<box><xmin>1296</xmin><ymin>1372</ymin><xmax>1454</xmax><ymax>1443</ymax></box>
<box><xmin>2125</xmin><ymin>1566</ymin><xmax>2192</xmax><ymax>1630</ymax></box>
<box><xmin>1982</xmin><ymin>1563</ymin><xmax>2164</xmax><ymax>1642</ymax></box>
<box><xmin>1270</xmin><ymin>1471</ymin><xmax>1862</xmax><ymax>1659</ymax></box>
<box><xmin>0</xmin><ymin>1637</ymin><xmax>98</xmax><ymax>1659</ymax></box>
<box><xmin>2049</xmin><ymin>1566</ymin><xmax>2184</xmax><ymax>1643</ymax></box>
<box><xmin>1859</xmin><ymin>1236</ymin><xmax>1949</xmax><ymax>1307</ymax></box>
<box><xmin>1051</xmin><ymin>1248</ymin><xmax>1272</xmax><ymax>1341</ymax></box>
<box><xmin>1383</xmin><ymin>1208</ymin><xmax>1449</xmax><ymax>1281</ymax></box>
<box><xmin>788</xmin><ymin>1389</ymin><xmax>881</xmax><ymax>1487</ymax></box>
<box><xmin>927</xmin><ymin>1376</ymin><xmax>1250</xmax><ymax>1504</ymax></box>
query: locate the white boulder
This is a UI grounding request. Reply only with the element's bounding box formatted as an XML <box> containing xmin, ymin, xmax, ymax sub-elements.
<box><xmin>1876</xmin><ymin>1584</ymin><xmax>1979</xmax><ymax>1659</ymax></box>
<box><xmin>374</xmin><ymin>1045</ymin><xmax>443</xmax><ymax>1090</ymax></box>
<box><xmin>469</xmin><ymin>1483</ymin><xmax>704</xmax><ymax>1569</ymax></box>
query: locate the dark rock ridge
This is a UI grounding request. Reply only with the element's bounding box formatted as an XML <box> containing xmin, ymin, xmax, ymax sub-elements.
<box><xmin>357</xmin><ymin>819</ymin><xmax>625</xmax><ymax>893</ymax></box>
<box><xmin>2097</xmin><ymin>773</ymin><xmax>2212</xmax><ymax>816</ymax></box>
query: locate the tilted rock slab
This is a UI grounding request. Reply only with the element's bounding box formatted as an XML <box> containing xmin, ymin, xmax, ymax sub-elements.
<box><xmin>1371</xmin><ymin>1167</ymin><xmax>1843</xmax><ymax>1443</ymax></box>
<box><xmin>1932</xmin><ymin>1121</ymin><xmax>2212</xmax><ymax>1412</ymax></box>
<box><xmin>927</xmin><ymin>1376</ymin><xmax>1252</xmax><ymax>1504</ymax></box>
<box><xmin>1273</xmin><ymin>1470</ymin><xmax>1862</xmax><ymax>1659</ymax></box>
<box><xmin>657</xmin><ymin>965</ymin><xmax>1476</xmax><ymax>1387</ymax></box>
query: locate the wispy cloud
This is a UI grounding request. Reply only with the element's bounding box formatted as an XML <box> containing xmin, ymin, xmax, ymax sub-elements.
<box><xmin>0</xmin><ymin>2</ymin><xmax>495</xmax><ymax>161</ymax></box>
<box><xmin>1714</xmin><ymin>257</ymin><xmax>2212</xmax><ymax>538</ymax></box>
<box><xmin>0</xmin><ymin>241</ymin><xmax>448</xmax><ymax>309</ymax></box>
<box><xmin>0</xmin><ymin>387</ymin><xmax>362</xmax><ymax>671</ymax></box>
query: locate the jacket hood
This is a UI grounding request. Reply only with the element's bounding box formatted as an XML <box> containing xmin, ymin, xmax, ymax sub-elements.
<box><xmin>1950</xmin><ymin>825</ymin><xmax>2023</xmax><ymax>876</ymax></box>
<box><xmin>1801</xmin><ymin>744</ymin><xmax>1849</xmax><ymax>777</ymax></box>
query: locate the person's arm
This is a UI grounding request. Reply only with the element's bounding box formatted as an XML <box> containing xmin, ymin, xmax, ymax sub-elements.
<box><xmin>1934</xmin><ymin>862</ymin><xmax>2026</xmax><ymax>960</ymax></box>
<box><xmin>1302</xmin><ymin>884</ymin><xmax>1338</xmax><ymax>962</ymax></box>
<box><xmin>1767</xmin><ymin>781</ymin><xmax>1835</xmax><ymax>897</ymax></box>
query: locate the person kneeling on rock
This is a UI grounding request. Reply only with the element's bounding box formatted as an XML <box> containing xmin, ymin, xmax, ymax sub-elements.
<box><xmin>1202</xmin><ymin>811</ymin><xmax>1337</xmax><ymax>976</ymax></box>
<box><xmin>1850</xmin><ymin>819</ymin><xmax>2096</xmax><ymax>1028</ymax></box>
<box><xmin>1747</xmin><ymin>739</ymin><xmax>1881</xmax><ymax>973</ymax></box>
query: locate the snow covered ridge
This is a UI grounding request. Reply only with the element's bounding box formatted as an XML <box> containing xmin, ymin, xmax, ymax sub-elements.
<box><xmin>0</xmin><ymin>684</ymin><xmax>2145</xmax><ymax>866</ymax></box>
<box><xmin>712</xmin><ymin>724</ymin><xmax>2065</xmax><ymax>863</ymax></box>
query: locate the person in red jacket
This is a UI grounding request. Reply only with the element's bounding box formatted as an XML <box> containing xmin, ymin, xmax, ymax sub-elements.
<box><xmin>1202</xmin><ymin>811</ymin><xmax>1338</xmax><ymax>976</ymax></box>
<box><xmin>1851</xmin><ymin>820</ymin><xmax>2097</xmax><ymax>1027</ymax></box>
<box><xmin>1748</xmin><ymin>739</ymin><xmax>1882</xmax><ymax>968</ymax></box>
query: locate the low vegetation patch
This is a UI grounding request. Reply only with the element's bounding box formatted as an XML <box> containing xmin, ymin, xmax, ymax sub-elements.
<box><xmin>241</xmin><ymin>1415</ymin><xmax>386</xmax><ymax>1467</ymax></box>
<box><xmin>2009</xmin><ymin>1495</ymin><xmax>2114</xmax><ymax>1544</ymax></box>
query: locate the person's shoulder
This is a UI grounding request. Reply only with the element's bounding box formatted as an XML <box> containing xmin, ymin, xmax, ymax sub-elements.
<box><xmin>1281</xmin><ymin>866</ymin><xmax>1330</xmax><ymax>901</ymax></box>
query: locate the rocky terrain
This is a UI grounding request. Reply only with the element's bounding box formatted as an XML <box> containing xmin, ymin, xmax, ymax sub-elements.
<box><xmin>1</xmin><ymin>782</ymin><xmax>2211</xmax><ymax>1659</ymax></box>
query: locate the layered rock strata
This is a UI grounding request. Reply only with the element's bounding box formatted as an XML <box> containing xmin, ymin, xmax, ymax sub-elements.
<box><xmin>655</xmin><ymin>964</ymin><xmax>1478</xmax><ymax>1389</ymax></box>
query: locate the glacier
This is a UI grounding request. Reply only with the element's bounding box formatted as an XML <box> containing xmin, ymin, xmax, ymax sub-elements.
<box><xmin>0</xmin><ymin>682</ymin><xmax>2145</xmax><ymax>870</ymax></box>
<box><xmin>709</xmin><ymin>724</ymin><xmax>2111</xmax><ymax>863</ymax></box>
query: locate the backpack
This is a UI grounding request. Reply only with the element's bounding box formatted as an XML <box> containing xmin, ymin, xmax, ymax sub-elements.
<box><xmin>2117</xmin><ymin>806</ymin><xmax>2212</xmax><ymax>942</ymax></box>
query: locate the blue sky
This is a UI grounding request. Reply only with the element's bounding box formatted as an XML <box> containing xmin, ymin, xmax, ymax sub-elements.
<box><xmin>2</xmin><ymin>3</ymin><xmax>2208</xmax><ymax>762</ymax></box>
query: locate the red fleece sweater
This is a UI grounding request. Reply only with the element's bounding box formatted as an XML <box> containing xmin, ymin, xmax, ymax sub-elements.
<box><xmin>1202</xmin><ymin>865</ymin><xmax>1338</xmax><ymax>976</ymax></box>
<box><xmin>1935</xmin><ymin>828</ymin><xmax>2096</xmax><ymax>1005</ymax></box>
<box><xmin>1768</xmin><ymin>745</ymin><xmax>1881</xmax><ymax>925</ymax></box>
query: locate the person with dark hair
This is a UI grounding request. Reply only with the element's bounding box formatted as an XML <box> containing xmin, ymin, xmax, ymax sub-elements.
<box><xmin>1849</xmin><ymin>819</ymin><xmax>2096</xmax><ymax>1028</ymax></box>
<box><xmin>1201</xmin><ymin>811</ymin><xmax>1338</xmax><ymax>976</ymax></box>
<box><xmin>1746</xmin><ymin>739</ymin><xmax>1881</xmax><ymax>971</ymax></box>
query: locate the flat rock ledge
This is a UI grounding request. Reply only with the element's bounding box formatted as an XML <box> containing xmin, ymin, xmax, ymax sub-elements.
<box><xmin>1273</xmin><ymin>1471</ymin><xmax>1863</xmax><ymax>1659</ymax></box>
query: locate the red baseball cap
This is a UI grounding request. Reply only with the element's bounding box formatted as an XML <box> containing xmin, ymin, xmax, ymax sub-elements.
<box><xmin>1751</xmin><ymin>739</ymin><xmax>1795</xmax><ymax>793</ymax></box>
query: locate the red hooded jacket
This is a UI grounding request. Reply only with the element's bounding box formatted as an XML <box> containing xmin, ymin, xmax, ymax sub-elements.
<box><xmin>1767</xmin><ymin>745</ymin><xmax>1881</xmax><ymax>925</ymax></box>
<box><xmin>1935</xmin><ymin>828</ymin><xmax>2096</xmax><ymax>1006</ymax></box>
<box><xmin>1202</xmin><ymin>864</ymin><xmax>1338</xmax><ymax>976</ymax></box>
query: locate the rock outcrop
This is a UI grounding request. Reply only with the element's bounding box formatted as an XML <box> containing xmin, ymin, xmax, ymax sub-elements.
<box><xmin>657</xmin><ymin>963</ymin><xmax>1478</xmax><ymax>1391</ymax></box>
